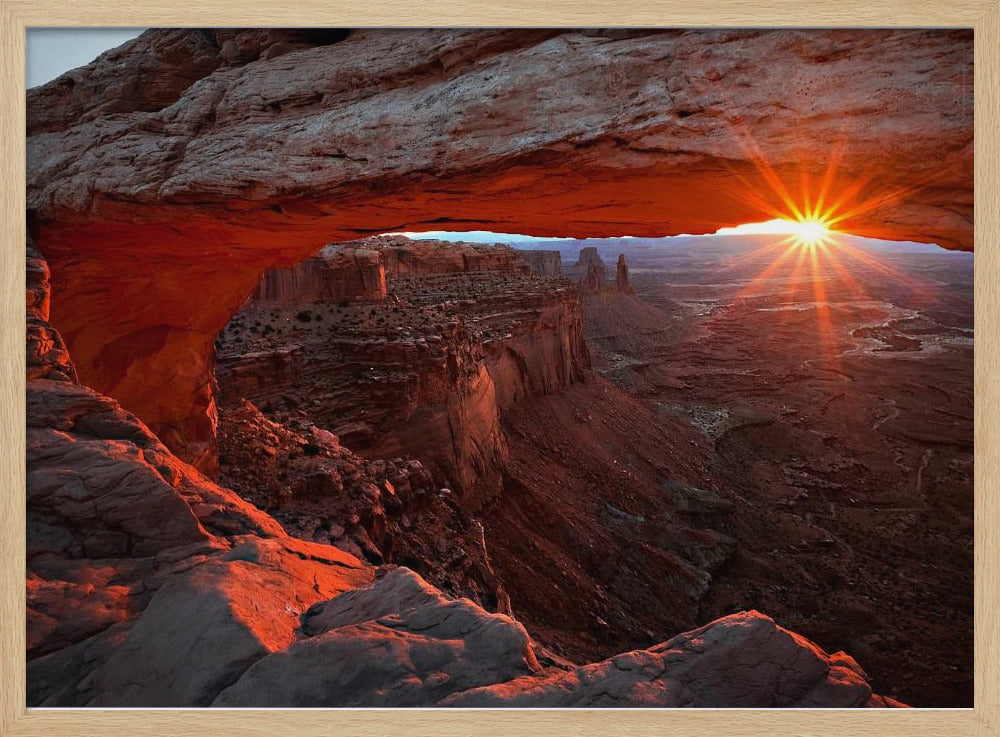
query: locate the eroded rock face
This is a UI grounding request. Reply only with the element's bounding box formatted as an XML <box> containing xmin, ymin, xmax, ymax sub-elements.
<box><xmin>361</xmin><ymin>235</ymin><xmax>530</xmax><ymax>277</ymax></box>
<box><xmin>25</xmin><ymin>245</ymin><xmax>901</xmax><ymax>707</ymax></box>
<box><xmin>26</xmin><ymin>237</ymin><xmax>76</xmax><ymax>384</ymax></box>
<box><xmin>517</xmin><ymin>249</ymin><xmax>562</xmax><ymax>277</ymax></box>
<box><xmin>443</xmin><ymin>611</ymin><xmax>904</xmax><ymax>708</ymax></box>
<box><xmin>26</xmin><ymin>247</ymin><xmax>374</xmax><ymax>706</ymax></box>
<box><xmin>568</xmin><ymin>247</ymin><xmax>608</xmax><ymax>294</ymax></box>
<box><xmin>579</xmin><ymin>260</ymin><xmax>606</xmax><ymax>295</ymax></box>
<box><xmin>26</xmin><ymin>29</ymin><xmax>972</xmax><ymax>468</ymax></box>
<box><xmin>215</xmin><ymin>399</ymin><xmax>513</xmax><ymax>612</ymax></box>
<box><xmin>213</xmin><ymin>567</ymin><xmax>539</xmax><ymax>707</ymax></box>
<box><xmin>255</xmin><ymin>245</ymin><xmax>386</xmax><ymax>303</ymax></box>
<box><xmin>571</xmin><ymin>247</ymin><xmax>607</xmax><ymax>272</ymax></box>
<box><xmin>216</xmin><ymin>237</ymin><xmax>589</xmax><ymax>506</ymax></box>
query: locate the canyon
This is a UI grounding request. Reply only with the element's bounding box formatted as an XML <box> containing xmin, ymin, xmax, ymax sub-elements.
<box><xmin>539</xmin><ymin>234</ymin><xmax>974</xmax><ymax>706</ymax></box>
<box><xmin>214</xmin><ymin>237</ymin><xmax>737</xmax><ymax>664</ymax></box>
<box><xmin>23</xmin><ymin>28</ymin><xmax>973</xmax><ymax>708</ymax></box>
<box><xmin>24</xmin><ymin>232</ymin><xmax>903</xmax><ymax>709</ymax></box>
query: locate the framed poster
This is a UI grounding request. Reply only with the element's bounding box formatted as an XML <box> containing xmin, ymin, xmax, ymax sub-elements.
<box><xmin>2</xmin><ymin>2</ymin><xmax>997</xmax><ymax>735</ymax></box>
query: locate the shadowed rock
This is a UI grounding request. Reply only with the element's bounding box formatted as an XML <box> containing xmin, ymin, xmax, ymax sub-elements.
<box><xmin>24</xmin><ymin>243</ymin><xmax>904</xmax><ymax>708</ymax></box>
<box><xmin>442</xmin><ymin>611</ymin><xmax>905</xmax><ymax>708</ymax></box>
<box><xmin>214</xmin><ymin>567</ymin><xmax>540</xmax><ymax>707</ymax></box>
<box><xmin>517</xmin><ymin>249</ymin><xmax>562</xmax><ymax>277</ymax></box>
<box><xmin>580</xmin><ymin>259</ymin><xmax>607</xmax><ymax>294</ymax></box>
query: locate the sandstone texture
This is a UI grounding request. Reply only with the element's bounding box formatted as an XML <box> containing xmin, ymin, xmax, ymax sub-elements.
<box><xmin>517</xmin><ymin>249</ymin><xmax>562</xmax><ymax>277</ymax></box>
<box><xmin>213</xmin><ymin>567</ymin><xmax>538</xmax><ymax>707</ymax></box>
<box><xmin>26</xmin><ymin>29</ymin><xmax>973</xmax><ymax>470</ymax></box>
<box><xmin>216</xmin><ymin>236</ymin><xmax>589</xmax><ymax>507</ymax></box>
<box><xmin>255</xmin><ymin>245</ymin><xmax>386</xmax><ymax>303</ymax></box>
<box><xmin>444</xmin><ymin>611</ymin><xmax>903</xmax><ymax>708</ymax></box>
<box><xmin>24</xmin><ymin>27</ymin><xmax>964</xmax><ymax>708</ymax></box>
<box><xmin>361</xmin><ymin>235</ymin><xmax>530</xmax><ymax>276</ymax></box>
<box><xmin>212</xmin><ymin>237</ymin><xmax>741</xmax><ymax>658</ymax></box>
<box><xmin>215</xmin><ymin>399</ymin><xmax>512</xmax><ymax>613</ymax></box>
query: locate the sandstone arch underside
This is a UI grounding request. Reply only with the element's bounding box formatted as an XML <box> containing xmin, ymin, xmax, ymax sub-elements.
<box><xmin>26</xmin><ymin>28</ymin><xmax>973</xmax><ymax>470</ymax></box>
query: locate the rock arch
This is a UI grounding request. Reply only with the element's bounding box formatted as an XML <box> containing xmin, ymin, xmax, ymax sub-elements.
<box><xmin>26</xmin><ymin>28</ymin><xmax>973</xmax><ymax>471</ymax></box>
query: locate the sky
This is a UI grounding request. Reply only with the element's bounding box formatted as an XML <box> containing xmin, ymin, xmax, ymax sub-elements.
<box><xmin>26</xmin><ymin>28</ymin><xmax>145</xmax><ymax>88</ymax></box>
<box><xmin>395</xmin><ymin>227</ymin><xmax>956</xmax><ymax>253</ymax></box>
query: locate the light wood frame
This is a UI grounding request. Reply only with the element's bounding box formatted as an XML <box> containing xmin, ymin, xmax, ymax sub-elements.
<box><xmin>1</xmin><ymin>2</ymin><xmax>996</xmax><ymax>735</ymax></box>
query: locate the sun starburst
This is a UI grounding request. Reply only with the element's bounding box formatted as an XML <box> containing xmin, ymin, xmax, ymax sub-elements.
<box><xmin>717</xmin><ymin>216</ymin><xmax>834</xmax><ymax>249</ymax></box>
<box><xmin>704</xmin><ymin>127</ymin><xmax>936</xmax><ymax>376</ymax></box>
<box><xmin>788</xmin><ymin>218</ymin><xmax>831</xmax><ymax>249</ymax></box>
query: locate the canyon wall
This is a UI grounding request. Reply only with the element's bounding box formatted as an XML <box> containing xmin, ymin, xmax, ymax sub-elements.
<box><xmin>360</xmin><ymin>235</ymin><xmax>530</xmax><ymax>277</ymax></box>
<box><xmin>255</xmin><ymin>246</ymin><xmax>386</xmax><ymax>303</ymax></box>
<box><xmin>216</xmin><ymin>238</ymin><xmax>589</xmax><ymax>507</ymax></box>
<box><xmin>516</xmin><ymin>249</ymin><xmax>562</xmax><ymax>277</ymax></box>
<box><xmin>26</xmin><ymin>28</ymin><xmax>973</xmax><ymax>469</ymax></box>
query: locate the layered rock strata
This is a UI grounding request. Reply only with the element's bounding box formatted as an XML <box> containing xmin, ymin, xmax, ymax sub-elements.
<box><xmin>254</xmin><ymin>245</ymin><xmax>386</xmax><ymax>303</ymax></box>
<box><xmin>358</xmin><ymin>235</ymin><xmax>530</xmax><ymax>276</ymax></box>
<box><xmin>216</xmin><ymin>238</ymin><xmax>741</xmax><ymax>659</ymax></box>
<box><xmin>216</xmin><ymin>238</ymin><xmax>589</xmax><ymax>508</ymax></box>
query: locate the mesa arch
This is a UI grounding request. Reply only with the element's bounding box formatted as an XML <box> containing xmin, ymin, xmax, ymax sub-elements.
<box><xmin>26</xmin><ymin>28</ymin><xmax>973</xmax><ymax>472</ymax></box>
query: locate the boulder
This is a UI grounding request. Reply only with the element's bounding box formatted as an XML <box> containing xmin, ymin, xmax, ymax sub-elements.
<box><xmin>443</xmin><ymin>611</ymin><xmax>901</xmax><ymax>708</ymax></box>
<box><xmin>214</xmin><ymin>567</ymin><xmax>540</xmax><ymax>707</ymax></box>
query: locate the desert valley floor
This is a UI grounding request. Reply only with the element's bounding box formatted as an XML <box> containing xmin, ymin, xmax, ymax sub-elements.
<box><xmin>550</xmin><ymin>236</ymin><xmax>974</xmax><ymax>706</ymax></box>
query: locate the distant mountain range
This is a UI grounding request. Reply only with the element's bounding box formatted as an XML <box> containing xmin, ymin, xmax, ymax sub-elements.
<box><xmin>393</xmin><ymin>230</ymin><xmax>969</xmax><ymax>256</ymax></box>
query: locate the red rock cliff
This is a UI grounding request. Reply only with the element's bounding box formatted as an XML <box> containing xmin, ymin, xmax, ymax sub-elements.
<box><xmin>216</xmin><ymin>240</ymin><xmax>589</xmax><ymax>508</ymax></box>
<box><xmin>255</xmin><ymin>245</ymin><xmax>387</xmax><ymax>303</ymax></box>
<box><xmin>24</xmin><ymin>203</ymin><xmax>904</xmax><ymax>711</ymax></box>
<box><xmin>360</xmin><ymin>235</ymin><xmax>530</xmax><ymax>277</ymax></box>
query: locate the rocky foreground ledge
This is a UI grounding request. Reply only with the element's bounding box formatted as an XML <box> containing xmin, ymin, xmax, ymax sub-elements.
<box><xmin>26</xmin><ymin>242</ymin><xmax>903</xmax><ymax>708</ymax></box>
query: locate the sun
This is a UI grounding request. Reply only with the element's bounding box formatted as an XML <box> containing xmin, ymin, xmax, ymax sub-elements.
<box><xmin>714</xmin><ymin>217</ymin><xmax>834</xmax><ymax>248</ymax></box>
<box><xmin>787</xmin><ymin>218</ymin><xmax>831</xmax><ymax>248</ymax></box>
